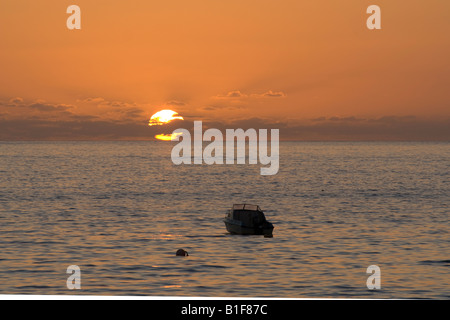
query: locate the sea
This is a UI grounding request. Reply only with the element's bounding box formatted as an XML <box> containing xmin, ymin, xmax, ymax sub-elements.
<box><xmin>0</xmin><ymin>141</ymin><xmax>448</xmax><ymax>298</ymax></box>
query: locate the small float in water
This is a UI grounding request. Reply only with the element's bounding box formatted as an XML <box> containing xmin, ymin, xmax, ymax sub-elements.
<box><xmin>224</xmin><ymin>204</ymin><xmax>274</xmax><ymax>237</ymax></box>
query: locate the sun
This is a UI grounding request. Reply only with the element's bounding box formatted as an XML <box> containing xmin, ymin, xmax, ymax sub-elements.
<box><xmin>149</xmin><ymin>109</ymin><xmax>183</xmax><ymax>126</ymax></box>
<box><xmin>154</xmin><ymin>132</ymin><xmax>184</xmax><ymax>141</ymax></box>
<box><xmin>149</xmin><ymin>109</ymin><xmax>184</xmax><ymax>141</ymax></box>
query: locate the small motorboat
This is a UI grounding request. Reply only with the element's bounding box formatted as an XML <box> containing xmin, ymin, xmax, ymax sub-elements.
<box><xmin>224</xmin><ymin>204</ymin><xmax>274</xmax><ymax>236</ymax></box>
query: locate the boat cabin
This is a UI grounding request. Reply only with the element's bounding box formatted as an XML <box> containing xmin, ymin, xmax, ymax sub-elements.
<box><xmin>226</xmin><ymin>204</ymin><xmax>267</xmax><ymax>226</ymax></box>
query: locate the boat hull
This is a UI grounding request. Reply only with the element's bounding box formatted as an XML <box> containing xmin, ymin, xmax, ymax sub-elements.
<box><xmin>224</xmin><ymin>219</ymin><xmax>274</xmax><ymax>236</ymax></box>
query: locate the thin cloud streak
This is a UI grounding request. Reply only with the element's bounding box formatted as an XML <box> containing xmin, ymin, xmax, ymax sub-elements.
<box><xmin>214</xmin><ymin>90</ymin><xmax>287</xmax><ymax>100</ymax></box>
<box><xmin>0</xmin><ymin>115</ymin><xmax>448</xmax><ymax>141</ymax></box>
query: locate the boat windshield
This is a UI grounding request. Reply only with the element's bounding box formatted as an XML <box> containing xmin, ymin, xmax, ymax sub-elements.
<box><xmin>233</xmin><ymin>204</ymin><xmax>261</xmax><ymax>211</ymax></box>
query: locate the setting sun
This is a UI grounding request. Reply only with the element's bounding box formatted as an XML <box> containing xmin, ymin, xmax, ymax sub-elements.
<box><xmin>149</xmin><ymin>109</ymin><xmax>184</xmax><ymax>141</ymax></box>
<box><xmin>149</xmin><ymin>110</ymin><xmax>183</xmax><ymax>126</ymax></box>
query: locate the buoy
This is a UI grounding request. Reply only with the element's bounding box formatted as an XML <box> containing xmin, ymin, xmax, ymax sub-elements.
<box><xmin>176</xmin><ymin>249</ymin><xmax>189</xmax><ymax>256</ymax></box>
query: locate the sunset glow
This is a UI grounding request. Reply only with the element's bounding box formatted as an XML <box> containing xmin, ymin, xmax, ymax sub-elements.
<box><xmin>0</xmin><ymin>1</ymin><xmax>449</xmax><ymax>141</ymax></box>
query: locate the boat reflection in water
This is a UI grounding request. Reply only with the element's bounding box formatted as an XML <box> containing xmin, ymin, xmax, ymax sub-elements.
<box><xmin>224</xmin><ymin>204</ymin><xmax>274</xmax><ymax>237</ymax></box>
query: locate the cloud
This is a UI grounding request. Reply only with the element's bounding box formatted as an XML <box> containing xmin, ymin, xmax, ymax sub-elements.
<box><xmin>79</xmin><ymin>97</ymin><xmax>105</xmax><ymax>104</ymax></box>
<box><xmin>0</xmin><ymin>119</ymin><xmax>152</xmax><ymax>140</ymax></box>
<box><xmin>1</xmin><ymin>115</ymin><xmax>449</xmax><ymax>141</ymax></box>
<box><xmin>102</xmin><ymin>101</ymin><xmax>131</xmax><ymax>108</ymax></box>
<box><xmin>200</xmin><ymin>103</ymin><xmax>246</xmax><ymax>112</ymax></box>
<box><xmin>0</xmin><ymin>99</ymin><xmax>78</xmax><ymax>122</ymax></box>
<box><xmin>0</xmin><ymin>97</ymin><xmax>147</xmax><ymax>123</ymax></box>
<box><xmin>8</xmin><ymin>97</ymin><xmax>24</xmax><ymax>105</ymax></box>
<box><xmin>255</xmin><ymin>90</ymin><xmax>287</xmax><ymax>98</ymax></box>
<box><xmin>166</xmin><ymin>100</ymin><xmax>186</xmax><ymax>106</ymax></box>
<box><xmin>171</xmin><ymin>116</ymin><xmax>450</xmax><ymax>141</ymax></box>
<box><xmin>214</xmin><ymin>90</ymin><xmax>248</xmax><ymax>99</ymax></box>
<box><xmin>1</xmin><ymin>97</ymin><xmax>448</xmax><ymax>141</ymax></box>
<box><xmin>79</xmin><ymin>97</ymin><xmax>141</xmax><ymax>110</ymax></box>
<box><xmin>214</xmin><ymin>90</ymin><xmax>286</xmax><ymax>100</ymax></box>
<box><xmin>280</xmin><ymin>116</ymin><xmax>450</xmax><ymax>141</ymax></box>
<box><xmin>76</xmin><ymin>97</ymin><xmax>146</xmax><ymax>121</ymax></box>
<box><xmin>28</xmin><ymin>103</ymin><xmax>73</xmax><ymax>112</ymax></box>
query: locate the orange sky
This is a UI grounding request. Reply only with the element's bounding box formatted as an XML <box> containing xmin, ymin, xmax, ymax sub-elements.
<box><xmin>0</xmin><ymin>1</ymin><xmax>449</xmax><ymax>140</ymax></box>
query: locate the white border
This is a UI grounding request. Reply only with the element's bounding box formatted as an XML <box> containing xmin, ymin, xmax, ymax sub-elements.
<box><xmin>0</xmin><ymin>295</ymin><xmax>386</xmax><ymax>300</ymax></box>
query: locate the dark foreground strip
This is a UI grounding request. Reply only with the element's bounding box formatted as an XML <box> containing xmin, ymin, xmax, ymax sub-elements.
<box><xmin>0</xmin><ymin>298</ymin><xmax>443</xmax><ymax>319</ymax></box>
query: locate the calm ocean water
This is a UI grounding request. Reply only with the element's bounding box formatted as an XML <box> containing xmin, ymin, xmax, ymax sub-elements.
<box><xmin>0</xmin><ymin>141</ymin><xmax>448</xmax><ymax>298</ymax></box>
